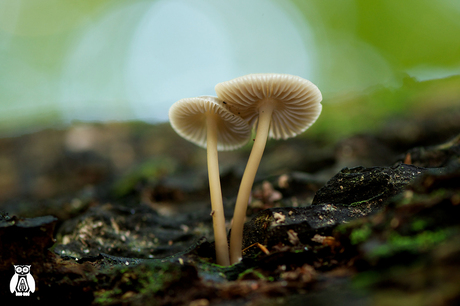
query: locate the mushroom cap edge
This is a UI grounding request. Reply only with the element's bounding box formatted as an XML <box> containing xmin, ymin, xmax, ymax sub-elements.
<box><xmin>215</xmin><ymin>73</ymin><xmax>322</xmax><ymax>140</ymax></box>
<box><xmin>169</xmin><ymin>96</ymin><xmax>252</xmax><ymax>151</ymax></box>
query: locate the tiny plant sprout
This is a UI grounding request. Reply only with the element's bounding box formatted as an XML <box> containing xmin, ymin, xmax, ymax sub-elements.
<box><xmin>169</xmin><ymin>96</ymin><xmax>251</xmax><ymax>266</ymax></box>
<box><xmin>215</xmin><ymin>73</ymin><xmax>322</xmax><ymax>264</ymax></box>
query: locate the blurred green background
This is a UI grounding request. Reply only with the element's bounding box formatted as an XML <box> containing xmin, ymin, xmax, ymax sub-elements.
<box><xmin>1</xmin><ymin>0</ymin><xmax>459</xmax><ymax>137</ymax></box>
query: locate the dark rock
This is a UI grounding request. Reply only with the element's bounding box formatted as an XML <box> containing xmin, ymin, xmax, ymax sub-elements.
<box><xmin>333</xmin><ymin>165</ymin><xmax>460</xmax><ymax>298</ymax></box>
<box><xmin>241</xmin><ymin>163</ymin><xmax>447</xmax><ymax>256</ymax></box>
<box><xmin>54</xmin><ymin>203</ymin><xmax>211</xmax><ymax>259</ymax></box>
<box><xmin>312</xmin><ymin>164</ymin><xmax>430</xmax><ymax>206</ymax></box>
<box><xmin>241</xmin><ymin>202</ymin><xmax>389</xmax><ymax>252</ymax></box>
<box><xmin>0</xmin><ymin>215</ymin><xmax>57</xmax><ymax>271</ymax></box>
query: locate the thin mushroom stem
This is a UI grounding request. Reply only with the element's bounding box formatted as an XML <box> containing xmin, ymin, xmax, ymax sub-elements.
<box><xmin>229</xmin><ymin>101</ymin><xmax>275</xmax><ymax>264</ymax></box>
<box><xmin>207</xmin><ymin>113</ymin><xmax>231</xmax><ymax>266</ymax></box>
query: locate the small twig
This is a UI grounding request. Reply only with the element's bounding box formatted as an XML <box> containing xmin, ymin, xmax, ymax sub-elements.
<box><xmin>242</xmin><ymin>242</ymin><xmax>270</xmax><ymax>255</ymax></box>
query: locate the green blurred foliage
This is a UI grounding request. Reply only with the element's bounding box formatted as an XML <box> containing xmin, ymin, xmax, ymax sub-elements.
<box><xmin>289</xmin><ymin>0</ymin><xmax>460</xmax><ymax>140</ymax></box>
<box><xmin>292</xmin><ymin>0</ymin><xmax>460</xmax><ymax>91</ymax></box>
<box><xmin>0</xmin><ymin>0</ymin><xmax>116</xmax><ymax>134</ymax></box>
<box><xmin>1</xmin><ymin>0</ymin><xmax>459</xmax><ymax>136</ymax></box>
<box><xmin>308</xmin><ymin>75</ymin><xmax>460</xmax><ymax>140</ymax></box>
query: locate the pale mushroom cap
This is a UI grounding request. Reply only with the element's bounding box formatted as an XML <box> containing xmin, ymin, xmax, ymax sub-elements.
<box><xmin>169</xmin><ymin>96</ymin><xmax>251</xmax><ymax>151</ymax></box>
<box><xmin>215</xmin><ymin>73</ymin><xmax>322</xmax><ymax>140</ymax></box>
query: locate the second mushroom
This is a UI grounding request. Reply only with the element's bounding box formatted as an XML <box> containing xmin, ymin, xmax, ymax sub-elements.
<box><xmin>169</xmin><ymin>96</ymin><xmax>251</xmax><ymax>266</ymax></box>
<box><xmin>215</xmin><ymin>73</ymin><xmax>323</xmax><ymax>264</ymax></box>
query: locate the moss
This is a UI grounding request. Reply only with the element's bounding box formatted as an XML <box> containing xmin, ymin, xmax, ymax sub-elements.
<box><xmin>94</xmin><ymin>288</ymin><xmax>123</xmax><ymax>305</ymax></box>
<box><xmin>93</xmin><ymin>261</ymin><xmax>188</xmax><ymax>305</ymax></box>
<box><xmin>411</xmin><ymin>219</ymin><xmax>429</xmax><ymax>232</ymax></box>
<box><xmin>349</xmin><ymin>192</ymin><xmax>386</xmax><ymax>207</ymax></box>
<box><xmin>350</xmin><ymin>225</ymin><xmax>372</xmax><ymax>245</ymax></box>
<box><xmin>369</xmin><ymin>228</ymin><xmax>455</xmax><ymax>259</ymax></box>
<box><xmin>237</xmin><ymin>267</ymin><xmax>270</xmax><ymax>281</ymax></box>
<box><xmin>137</xmin><ymin>266</ymin><xmax>179</xmax><ymax>294</ymax></box>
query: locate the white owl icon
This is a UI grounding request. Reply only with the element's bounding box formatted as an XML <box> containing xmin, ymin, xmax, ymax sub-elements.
<box><xmin>10</xmin><ymin>265</ymin><xmax>35</xmax><ymax>296</ymax></box>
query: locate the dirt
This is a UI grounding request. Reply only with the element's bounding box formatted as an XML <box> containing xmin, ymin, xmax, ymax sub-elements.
<box><xmin>1</xmin><ymin>106</ymin><xmax>460</xmax><ymax>305</ymax></box>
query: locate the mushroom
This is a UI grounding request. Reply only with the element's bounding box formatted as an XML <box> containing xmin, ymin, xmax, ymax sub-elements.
<box><xmin>169</xmin><ymin>96</ymin><xmax>251</xmax><ymax>266</ymax></box>
<box><xmin>215</xmin><ymin>73</ymin><xmax>322</xmax><ymax>263</ymax></box>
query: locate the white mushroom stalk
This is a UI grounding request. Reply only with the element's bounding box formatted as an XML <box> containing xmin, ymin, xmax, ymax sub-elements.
<box><xmin>215</xmin><ymin>74</ymin><xmax>322</xmax><ymax>264</ymax></box>
<box><xmin>205</xmin><ymin>112</ymin><xmax>229</xmax><ymax>266</ymax></box>
<box><xmin>169</xmin><ymin>96</ymin><xmax>251</xmax><ymax>266</ymax></box>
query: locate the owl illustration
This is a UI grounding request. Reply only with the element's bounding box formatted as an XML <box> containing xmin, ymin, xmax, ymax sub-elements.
<box><xmin>10</xmin><ymin>265</ymin><xmax>35</xmax><ymax>296</ymax></box>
